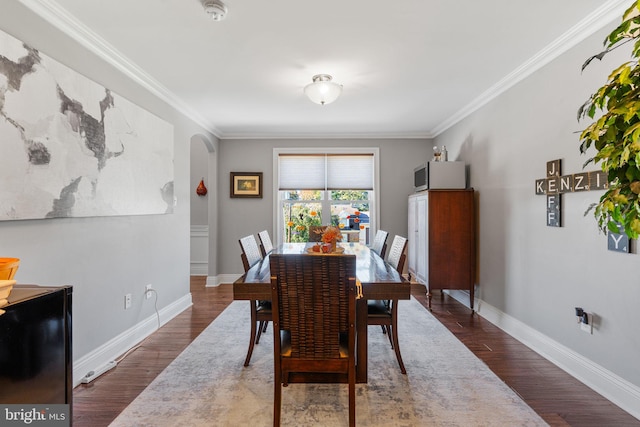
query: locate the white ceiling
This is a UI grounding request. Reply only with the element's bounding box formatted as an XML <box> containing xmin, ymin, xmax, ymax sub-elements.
<box><xmin>21</xmin><ymin>0</ymin><xmax>629</xmax><ymax>139</ymax></box>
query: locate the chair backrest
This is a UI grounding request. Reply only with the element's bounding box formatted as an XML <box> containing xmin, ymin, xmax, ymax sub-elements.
<box><xmin>387</xmin><ymin>235</ymin><xmax>408</xmax><ymax>273</ymax></box>
<box><xmin>239</xmin><ymin>235</ymin><xmax>263</xmax><ymax>273</ymax></box>
<box><xmin>370</xmin><ymin>230</ymin><xmax>389</xmax><ymax>258</ymax></box>
<box><xmin>269</xmin><ymin>254</ymin><xmax>356</xmax><ymax>359</ymax></box>
<box><xmin>258</xmin><ymin>230</ymin><xmax>274</xmax><ymax>257</ymax></box>
<box><xmin>308</xmin><ymin>226</ymin><xmax>327</xmax><ymax>242</ymax></box>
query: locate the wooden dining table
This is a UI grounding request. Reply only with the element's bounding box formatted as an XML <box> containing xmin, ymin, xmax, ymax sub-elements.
<box><xmin>233</xmin><ymin>241</ymin><xmax>411</xmax><ymax>383</ymax></box>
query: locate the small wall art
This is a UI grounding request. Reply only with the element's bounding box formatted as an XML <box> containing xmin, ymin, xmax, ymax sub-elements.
<box><xmin>230</xmin><ymin>172</ymin><xmax>262</xmax><ymax>198</ymax></box>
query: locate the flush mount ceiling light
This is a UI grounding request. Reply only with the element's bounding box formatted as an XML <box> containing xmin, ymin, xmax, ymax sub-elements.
<box><xmin>202</xmin><ymin>0</ymin><xmax>228</xmax><ymax>21</ymax></box>
<box><xmin>303</xmin><ymin>74</ymin><xmax>343</xmax><ymax>105</ymax></box>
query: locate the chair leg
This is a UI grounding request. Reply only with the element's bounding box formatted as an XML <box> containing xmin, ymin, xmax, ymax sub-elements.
<box><xmin>380</xmin><ymin>325</ymin><xmax>387</xmax><ymax>334</ymax></box>
<box><xmin>274</xmin><ymin>379</ymin><xmax>281</xmax><ymax>427</ymax></box>
<box><xmin>389</xmin><ymin>324</ymin><xmax>406</xmax><ymax>374</ymax></box>
<box><xmin>390</xmin><ymin>302</ymin><xmax>406</xmax><ymax>374</ymax></box>
<box><xmin>256</xmin><ymin>318</ymin><xmax>270</xmax><ymax>344</ymax></box>
<box><xmin>385</xmin><ymin>325</ymin><xmax>393</xmax><ymax>348</ymax></box>
<box><xmin>244</xmin><ymin>302</ymin><xmax>258</xmax><ymax>367</ymax></box>
<box><xmin>256</xmin><ymin>321</ymin><xmax>265</xmax><ymax>344</ymax></box>
<box><xmin>348</xmin><ymin>366</ymin><xmax>355</xmax><ymax>427</ymax></box>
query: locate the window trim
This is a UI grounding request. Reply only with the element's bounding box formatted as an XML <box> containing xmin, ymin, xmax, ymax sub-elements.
<box><xmin>273</xmin><ymin>147</ymin><xmax>380</xmax><ymax>246</ymax></box>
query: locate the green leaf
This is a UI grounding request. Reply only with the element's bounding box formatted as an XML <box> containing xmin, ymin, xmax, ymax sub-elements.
<box><xmin>622</xmin><ymin>3</ymin><xmax>640</xmax><ymax>21</ymax></box>
<box><xmin>582</xmin><ymin>50</ymin><xmax>609</xmax><ymax>71</ymax></box>
<box><xmin>633</xmin><ymin>39</ymin><xmax>640</xmax><ymax>56</ymax></box>
<box><xmin>620</xmin><ymin>63</ymin><xmax>632</xmax><ymax>84</ymax></box>
<box><xmin>577</xmin><ymin>100</ymin><xmax>588</xmax><ymax>120</ymax></box>
<box><xmin>607</xmin><ymin>220</ymin><xmax>621</xmax><ymax>234</ymax></box>
<box><xmin>626</xmin><ymin>166</ymin><xmax>637</xmax><ymax>182</ymax></box>
<box><xmin>624</xmin><ymin>104</ymin><xmax>639</xmax><ymax>121</ymax></box>
<box><xmin>622</xmin><ymin>145</ymin><xmax>631</xmax><ymax>163</ymax></box>
<box><xmin>597</xmin><ymin>144</ymin><xmax>616</xmax><ymax>158</ymax></box>
<box><xmin>623</xmin><ymin>121</ymin><xmax>640</xmax><ymax>138</ymax></box>
<box><xmin>579</xmin><ymin>139</ymin><xmax>592</xmax><ymax>154</ymax></box>
<box><xmin>609</xmin><ymin>62</ymin><xmax>633</xmax><ymax>82</ymax></box>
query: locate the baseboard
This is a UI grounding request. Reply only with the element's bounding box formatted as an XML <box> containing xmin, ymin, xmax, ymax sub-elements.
<box><xmin>206</xmin><ymin>274</ymin><xmax>242</xmax><ymax>287</ymax></box>
<box><xmin>446</xmin><ymin>289</ymin><xmax>640</xmax><ymax>421</ymax></box>
<box><xmin>72</xmin><ymin>293</ymin><xmax>193</xmax><ymax>387</ymax></box>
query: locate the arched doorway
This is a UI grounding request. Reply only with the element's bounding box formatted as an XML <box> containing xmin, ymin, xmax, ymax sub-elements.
<box><xmin>190</xmin><ymin>134</ymin><xmax>215</xmax><ymax>277</ymax></box>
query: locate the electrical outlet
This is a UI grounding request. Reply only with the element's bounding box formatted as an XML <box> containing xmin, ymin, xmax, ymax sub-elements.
<box><xmin>580</xmin><ymin>312</ymin><xmax>593</xmax><ymax>334</ymax></box>
<box><xmin>145</xmin><ymin>284</ymin><xmax>153</xmax><ymax>299</ymax></box>
<box><xmin>124</xmin><ymin>293</ymin><xmax>132</xmax><ymax>309</ymax></box>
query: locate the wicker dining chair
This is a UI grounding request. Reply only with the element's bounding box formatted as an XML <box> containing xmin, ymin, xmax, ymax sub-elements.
<box><xmin>370</xmin><ymin>229</ymin><xmax>389</xmax><ymax>259</ymax></box>
<box><xmin>367</xmin><ymin>235</ymin><xmax>408</xmax><ymax>374</ymax></box>
<box><xmin>270</xmin><ymin>253</ymin><xmax>357</xmax><ymax>427</ymax></box>
<box><xmin>257</xmin><ymin>230</ymin><xmax>274</xmax><ymax>257</ymax></box>
<box><xmin>238</xmin><ymin>234</ymin><xmax>271</xmax><ymax>367</ymax></box>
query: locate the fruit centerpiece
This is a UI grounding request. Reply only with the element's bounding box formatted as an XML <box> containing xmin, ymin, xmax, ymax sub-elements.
<box><xmin>321</xmin><ymin>226</ymin><xmax>343</xmax><ymax>252</ymax></box>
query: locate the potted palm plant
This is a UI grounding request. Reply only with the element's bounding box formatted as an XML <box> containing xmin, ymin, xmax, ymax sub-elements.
<box><xmin>579</xmin><ymin>1</ymin><xmax>640</xmax><ymax>238</ymax></box>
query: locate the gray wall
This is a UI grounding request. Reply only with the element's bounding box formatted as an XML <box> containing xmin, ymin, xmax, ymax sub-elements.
<box><xmin>217</xmin><ymin>138</ymin><xmax>432</xmax><ymax>274</ymax></box>
<box><xmin>0</xmin><ymin>3</ymin><xmax>214</xmax><ymax>361</ymax></box>
<box><xmin>434</xmin><ymin>23</ymin><xmax>640</xmax><ymax>388</ymax></box>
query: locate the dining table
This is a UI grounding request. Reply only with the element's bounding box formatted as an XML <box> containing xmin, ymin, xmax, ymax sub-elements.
<box><xmin>233</xmin><ymin>241</ymin><xmax>411</xmax><ymax>383</ymax></box>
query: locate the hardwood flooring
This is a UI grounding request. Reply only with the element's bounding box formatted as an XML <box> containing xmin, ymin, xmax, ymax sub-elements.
<box><xmin>73</xmin><ymin>278</ymin><xmax>639</xmax><ymax>426</ymax></box>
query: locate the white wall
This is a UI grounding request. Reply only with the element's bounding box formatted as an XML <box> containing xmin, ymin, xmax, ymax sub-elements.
<box><xmin>216</xmin><ymin>138</ymin><xmax>432</xmax><ymax>275</ymax></box>
<box><xmin>0</xmin><ymin>3</ymin><xmax>215</xmax><ymax>377</ymax></box>
<box><xmin>434</xmin><ymin>23</ymin><xmax>640</xmax><ymax>390</ymax></box>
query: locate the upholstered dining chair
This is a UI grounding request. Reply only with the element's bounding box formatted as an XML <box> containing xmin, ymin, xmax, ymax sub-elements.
<box><xmin>308</xmin><ymin>225</ymin><xmax>327</xmax><ymax>242</ymax></box>
<box><xmin>238</xmin><ymin>234</ymin><xmax>271</xmax><ymax>367</ymax></box>
<box><xmin>370</xmin><ymin>229</ymin><xmax>389</xmax><ymax>259</ymax></box>
<box><xmin>367</xmin><ymin>234</ymin><xmax>408</xmax><ymax>374</ymax></box>
<box><xmin>258</xmin><ymin>230</ymin><xmax>274</xmax><ymax>257</ymax></box>
<box><xmin>270</xmin><ymin>253</ymin><xmax>357</xmax><ymax>427</ymax></box>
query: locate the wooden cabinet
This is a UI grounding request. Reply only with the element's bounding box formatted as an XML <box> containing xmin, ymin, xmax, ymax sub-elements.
<box><xmin>408</xmin><ymin>189</ymin><xmax>475</xmax><ymax>310</ymax></box>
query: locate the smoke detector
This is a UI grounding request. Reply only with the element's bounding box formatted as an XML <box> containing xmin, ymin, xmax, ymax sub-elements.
<box><xmin>202</xmin><ymin>0</ymin><xmax>227</xmax><ymax>21</ymax></box>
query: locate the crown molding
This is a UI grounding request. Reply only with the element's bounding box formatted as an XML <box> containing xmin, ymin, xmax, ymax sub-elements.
<box><xmin>18</xmin><ymin>0</ymin><xmax>221</xmax><ymax>138</ymax></box>
<box><xmin>431</xmin><ymin>0</ymin><xmax>631</xmax><ymax>137</ymax></box>
<box><xmin>220</xmin><ymin>131</ymin><xmax>434</xmax><ymax>140</ymax></box>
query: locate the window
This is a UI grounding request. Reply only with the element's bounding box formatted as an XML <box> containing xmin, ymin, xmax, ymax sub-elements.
<box><xmin>274</xmin><ymin>149</ymin><xmax>378</xmax><ymax>245</ymax></box>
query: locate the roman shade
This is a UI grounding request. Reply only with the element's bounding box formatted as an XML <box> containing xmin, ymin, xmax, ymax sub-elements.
<box><xmin>279</xmin><ymin>154</ymin><xmax>373</xmax><ymax>190</ymax></box>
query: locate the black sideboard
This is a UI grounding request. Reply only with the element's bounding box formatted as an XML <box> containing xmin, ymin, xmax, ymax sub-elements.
<box><xmin>0</xmin><ymin>285</ymin><xmax>73</xmax><ymax>408</ymax></box>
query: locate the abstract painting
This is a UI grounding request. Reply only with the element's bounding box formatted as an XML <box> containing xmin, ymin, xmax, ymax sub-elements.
<box><xmin>0</xmin><ymin>29</ymin><xmax>174</xmax><ymax>221</ymax></box>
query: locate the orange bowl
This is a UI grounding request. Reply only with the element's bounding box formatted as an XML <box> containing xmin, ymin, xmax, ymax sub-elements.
<box><xmin>0</xmin><ymin>258</ymin><xmax>20</xmax><ymax>280</ymax></box>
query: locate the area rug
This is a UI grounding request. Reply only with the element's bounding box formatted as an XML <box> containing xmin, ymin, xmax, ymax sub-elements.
<box><xmin>109</xmin><ymin>298</ymin><xmax>548</xmax><ymax>426</ymax></box>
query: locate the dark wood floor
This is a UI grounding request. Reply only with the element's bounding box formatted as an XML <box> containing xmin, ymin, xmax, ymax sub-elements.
<box><xmin>73</xmin><ymin>277</ymin><xmax>640</xmax><ymax>426</ymax></box>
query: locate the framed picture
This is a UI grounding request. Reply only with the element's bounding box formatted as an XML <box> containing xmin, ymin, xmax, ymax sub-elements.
<box><xmin>230</xmin><ymin>172</ymin><xmax>263</xmax><ymax>198</ymax></box>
